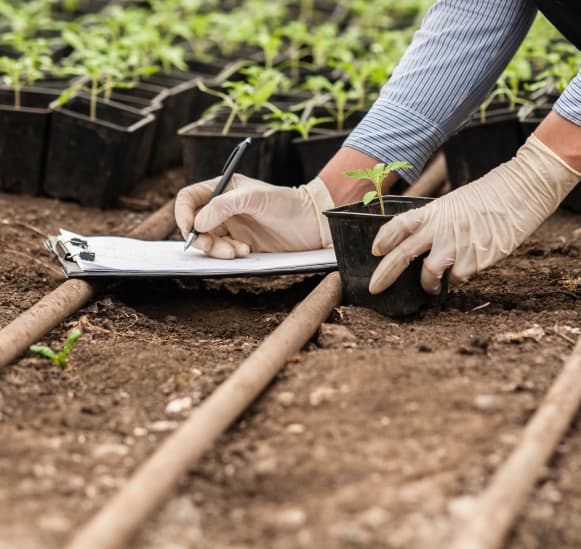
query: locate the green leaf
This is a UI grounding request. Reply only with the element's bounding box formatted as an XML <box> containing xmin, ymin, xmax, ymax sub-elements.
<box><xmin>63</xmin><ymin>329</ymin><xmax>82</xmax><ymax>355</ymax></box>
<box><xmin>344</xmin><ymin>169</ymin><xmax>369</xmax><ymax>179</ymax></box>
<box><xmin>56</xmin><ymin>84</ymin><xmax>79</xmax><ymax>106</ymax></box>
<box><xmin>362</xmin><ymin>191</ymin><xmax>378</xmax><ymax>205</ymax></box>
<box><xmin>29</xmin><ymin>345</ymin><xmax>57</xmax><ymax>361</ymax></box>
<box><xmin>384</xmin><ymin>160</ymin><xmax>413</xmax><ymax>172</ymax></box>
<box><xmin>371</xmin><ymin>162</ymin><xmax>386</xmax><ymax>185</ymax></box>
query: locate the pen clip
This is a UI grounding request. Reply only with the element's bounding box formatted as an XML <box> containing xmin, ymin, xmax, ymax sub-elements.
<box><xmin>221</xmin><ymin>143</ymin><xmax>241</xmax><ymax>175</ymax></box>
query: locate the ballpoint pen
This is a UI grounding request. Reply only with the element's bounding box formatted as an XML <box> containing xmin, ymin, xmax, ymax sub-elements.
<box><xmin>184</xmin><ymin>136</ymin><xmax>253</xmax><ymax>251</ymax></box>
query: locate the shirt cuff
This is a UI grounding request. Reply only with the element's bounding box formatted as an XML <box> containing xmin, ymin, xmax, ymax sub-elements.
<box><xmin>553</xmin><ymin>70</ymin><xmax>581</xmax><ymax>127</ymax></box>
<box><xmin>343</xmin><ymin>97</ymin><xmax>447</xmax><ymax>184</ymax></box>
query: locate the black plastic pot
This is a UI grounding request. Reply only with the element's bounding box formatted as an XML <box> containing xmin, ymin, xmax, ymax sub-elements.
<box><xmin>290</xmin><ymin>107</ymin><xmax>367</xmax><ymax>183</ymax></box>
<box><xmin>291</xmin><ymin>129</ymin><xmax>345</xmax><ymax>184</ymax></box>
<box><xmin>141</xmin><ymin>71</ymin><xmax>201</xmax><ymax>174</ymax></box>
<box><xmin>443</xmin><ymin>104</ymin><xmax>523</xmax><ymax>188</ymax></box>
<box><xmin>44</xmin><ymin>96</ymin><xmax>156</xmax><ymax>208</ymax></box>
<box><xmin>179</xmin><ymin>119</ymin><xmax>278</xmax><ymax>185</ymax></box>
<box><xmin>324</xmin><ymin>196</ymin><xmax>447</xmax><ymax>316</ymax></box>
<box><xmin>0</xmin><ymin>87</ymin><xmax>60</xmax><ymax>195</ymax></box>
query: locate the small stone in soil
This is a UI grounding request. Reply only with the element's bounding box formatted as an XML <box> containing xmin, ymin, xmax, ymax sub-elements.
<box><xmin>287</xmin><ymin>423</ymin><xmax>306</xmax><ymax>434</ymax></box>
<box><xmin>316</xmin><ymin>323</ymin><xmax>357</xmax><ymax>349</ymax></box>
<box><xmin>165</xmin><ymin>396</ymin><xmax>193</xmax><ymax>415</ymax></box>
<box><xmin>447</xmin><ymin>495</ymin><xmax>477</xmax><ymax>519</ymax></box>
<box><xmin>268</xmin><ymin>508</ymin><xmax>307</xmax><ymax>531</ymax></box>
<box><xmin>473</xmin><ymin>394</ymin><xmax>502</xmax><ymax>412</ymax></box>
<box><xmin>254</xmin><ymin>456</ymin><xmax>278</xmax><ymax>476</ymax></box>
<box><xmin>149</xmin><ymin>420</ymin><xmax>179</xmax><ymax>432</ymax></box>
<box><xmin>92</xmin><ymin>443</ymin><xmax>129</xmax><ymax>458</ymax></box>
<box><xmin>309</xmin><ymin>386</ymin><xmax>336</xmax><ymax>407</ymax></box>
<box><xmin>276</xmin><ymin>391</ymin><xmax>295</xmax><ymax>406</ymax></box>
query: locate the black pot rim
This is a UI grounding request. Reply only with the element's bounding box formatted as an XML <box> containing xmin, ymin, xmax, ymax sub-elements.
<box><xmin>178</xmin><ymin>119</ymin><xmax>277</xmax><ymax>139</ymax></box>
<box><xmin>0</xmin><ymin>86</ymin><xmax>61</xmax><ymax>113</ymax></box>
<box><xmin>324</xmin><ymin>195</ymin><xmax>433</xmax><ymax>220</ymax></box>
<box><xmin>49</xmin><ymin>94</ymin><xmax>155</xmax><ymax>132</ymax></box>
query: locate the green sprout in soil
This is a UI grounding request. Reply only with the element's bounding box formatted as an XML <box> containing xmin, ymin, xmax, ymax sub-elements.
<box><xmin>345</xmin><ymin>161</ymin><xmax>413</xmax><ymax>215</ymax></box>
<box><xmin>29</xmin><ymin>329</ymin><xmax>82</xmax><ymax>369</ymax></box>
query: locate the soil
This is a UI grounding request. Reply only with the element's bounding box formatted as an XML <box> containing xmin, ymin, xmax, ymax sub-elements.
<box><xmin>0</xmin><ymin>172</ymin><xmax>579</xmax><ymax>549</ymax></box>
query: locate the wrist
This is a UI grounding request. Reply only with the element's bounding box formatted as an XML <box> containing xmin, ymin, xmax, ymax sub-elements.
<box><xmin>534</xmin><ymin>111</ymin><xmax>581</xmax><ymax>173</ymax></box>
<box><xmin>319</xmin><ymin>147</ymin><xmax>399</xmax><ymax>205</ymax></box>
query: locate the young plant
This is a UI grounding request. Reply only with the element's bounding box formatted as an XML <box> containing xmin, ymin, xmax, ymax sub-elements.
<box><xmin>479</xmin><ymin>55</ymin><xmax>532</xmax><ymax>121</ymax></box>
<box><xmin>265</xmin><ymin>110</ymin><xmax>331</xmax><ymax>140</ymax></box>
<box><xmin>304</xmin><ymin>75</ymin><xmax>359</xmax><ymax>131</ymax></box>
<box><xmin>278</xmin><ymin>21</ymin><xmax>311</xmax><ymax>83</ymax></box>
<box><xmin>29</xmin><ymin>329</ymin><xmax>82</xmax><ymax>369</ymax></box>
<box><xmin>198</xmin><ymin>70</ymin><xmax>281</xmax><ymax>135</ymax></box>
<box><xmin>56</xmin><ymin>25</ymin><xmax>157</xmax><ymax>120</ymax></box>
<box><xmin>345</xmin><ymin>161</ymin><xmax>413</xmax><ymax>215</ymax></box>
<box><xmin>0</xmin><ymin>0</ymin><xmax>52</xmax><ymax>41</ymax></box>
<box><xmin>254</xmin><ymin>31</ymin><xmax>282</xmax><ymax>70</ymax></box>
<box><xmin>0</xmin><ymin>38</ymin><xmax>53</xmax><ymax>108</ymax></box>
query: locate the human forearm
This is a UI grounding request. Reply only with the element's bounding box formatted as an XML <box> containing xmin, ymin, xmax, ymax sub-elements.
<box><xmin>535</xmin><ymin>110</ymin><xmax>581</xmax><ymax>172</ymax></box>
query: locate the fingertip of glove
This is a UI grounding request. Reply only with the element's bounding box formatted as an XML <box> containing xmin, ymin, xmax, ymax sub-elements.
<box><xmin>371</xmin><ymin>243</ymin><xmax>383</xmax><ymax>257</ymax></box>
<box><xmin>422</xmin><ymin>283</ymin><xmax>442</xmax><ymax>296</ymax></box>
<box><xmin>368</xmin><ymin>273</ymin><xmax>383</xmax><ymax>295</ymax></box>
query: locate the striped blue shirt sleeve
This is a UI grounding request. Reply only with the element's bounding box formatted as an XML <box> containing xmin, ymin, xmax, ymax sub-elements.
<box><xmin>554</xmin><ymin>70</ymin><xmax>581</xmax><ymax>126</ymax></box>
<box><xmin>344</xmin><ymin>0</ymin><xmax>538</xmax><ymax>183</ymax></box>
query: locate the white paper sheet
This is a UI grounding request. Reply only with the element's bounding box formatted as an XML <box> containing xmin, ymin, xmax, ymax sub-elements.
<box><xmin>57</xmin><ymin>229</ymin><xmax>337</xmax><ymax>276</ymax></box>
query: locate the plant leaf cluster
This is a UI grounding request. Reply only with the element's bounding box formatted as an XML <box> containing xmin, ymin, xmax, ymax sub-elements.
<box><xmin>346</xmin><ymin>161</ymin><xmax>413</xmax><ymax>215</ymax></box>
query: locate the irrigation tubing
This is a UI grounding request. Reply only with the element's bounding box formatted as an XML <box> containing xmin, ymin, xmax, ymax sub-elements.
<box><xmin>447</xmin><ymin>334</ymin><xmax>581</xmax><ymax>549</ymax></box>
<box><xmin>65</xmin><ymin>271</ymin><xmax>343</xmax><ymax>549</ymax></box>
<box><xmin>0</xmin><ymin>199</ymin><xmax>177</xmax><ymax>369</ymax></box>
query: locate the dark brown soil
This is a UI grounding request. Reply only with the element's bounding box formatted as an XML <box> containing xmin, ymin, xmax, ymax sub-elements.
<box><xmin>0</xmin><ymin>174</ymin><xmax>579</xmax><ymax>549</ymax></box>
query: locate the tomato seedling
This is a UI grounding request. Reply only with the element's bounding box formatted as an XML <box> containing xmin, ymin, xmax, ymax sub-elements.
<box><xmin>345</xmin><ymin>161</ymin><xmax>413</xmax><ymax>215</ymax></box>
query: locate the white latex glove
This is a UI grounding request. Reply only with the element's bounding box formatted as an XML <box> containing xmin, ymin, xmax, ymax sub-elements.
<box><xmin>370</xmin><ymin>133</ymin><xmax>581</xmax><ymax>295</ymax></box>
<box><xmin>174</xmin><ymin>174</ymin><xmax>335</xmax><ymax>258</ymax></box>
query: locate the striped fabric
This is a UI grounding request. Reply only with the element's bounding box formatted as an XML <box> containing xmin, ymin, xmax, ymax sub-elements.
<box><xmin>344</xmin><ymin>0</ymin><xmax>581</xmax><ymax>183</ymax></box>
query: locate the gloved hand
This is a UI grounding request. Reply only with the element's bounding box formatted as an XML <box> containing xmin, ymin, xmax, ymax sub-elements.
<box><xmin>174</xmin><ymin>174</ymin><xmax>335</xmax><ymax>258</ymax></box>
<box><xmin>369</xmin><ymin>133</ymin><xmax>581</xmax><ymax>295</ymax></box>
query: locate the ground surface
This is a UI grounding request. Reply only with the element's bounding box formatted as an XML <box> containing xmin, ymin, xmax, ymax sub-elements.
<box><xmin>0</xmin><ymin>173</ymin><xmax>579</xmax><ymax>549</ymax></box>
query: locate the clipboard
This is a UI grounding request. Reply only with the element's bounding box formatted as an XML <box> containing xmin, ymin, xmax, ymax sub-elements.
<box><xmin>45</xmin><ymin>229</ymin><xmax>338</xmax><ymax>279</ymax></box>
